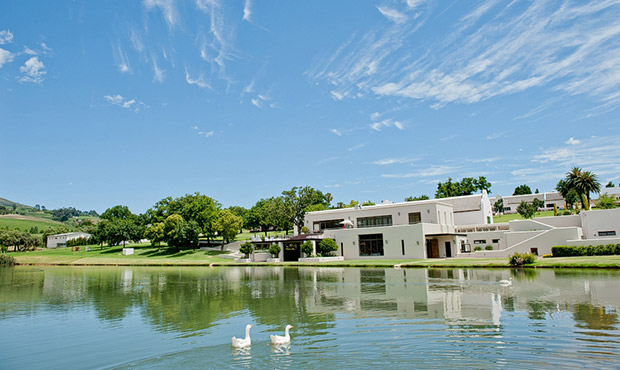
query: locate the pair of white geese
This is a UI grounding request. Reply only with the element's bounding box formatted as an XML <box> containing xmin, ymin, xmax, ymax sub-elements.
<box><xmin>232</xmin><ymin>324</ymin><xmax>293</xmax><ymax>348</ymax></box>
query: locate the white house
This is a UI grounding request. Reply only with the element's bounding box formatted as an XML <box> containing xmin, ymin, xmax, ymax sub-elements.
<box><xmin>47</xmin><ymin>232</ymin><xmax>92</xmax><ymax>249</ymax></box>
<box><xmin>489</xmin><ymin>192</ymin><xmax>566</xmax><ymax>214</ymax></box>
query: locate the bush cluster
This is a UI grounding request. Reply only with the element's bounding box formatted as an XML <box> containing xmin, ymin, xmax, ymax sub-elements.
<box><xmin>485</xmin><ymin>245</ymin><xmax>493</xmax><ymax>250</ymax></box>
<box><xmin>552</xmin><ymin>244</ymin><xmax>620</xmax><ymax>257</ymax></box>
<box><xmin>0</xmin><ymin>254</ymin><xmax>16</xmax><ymax>266</ymax></box>
<box><xmin>474</xmin><ymin>246</ymin><xmax>482</xmax><ymax>251</ymax></box>
<box><xmin>66</xmin><ymin>237</ymin><xmax>95</xmax><ymax>247</ymax></box>
<box><xmin>509</xmin><ymin>252</ymin><xmax>536</xmax><ymax>266</ymax></box>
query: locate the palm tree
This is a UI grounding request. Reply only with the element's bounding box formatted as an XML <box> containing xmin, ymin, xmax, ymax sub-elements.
<box><xmin>565</xmin><ymin>167</ymin><xmax>601</xmax><ymax>210</ymax></box>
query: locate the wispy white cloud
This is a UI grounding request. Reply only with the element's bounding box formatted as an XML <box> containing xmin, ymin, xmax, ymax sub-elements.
<box><xmin>370</xmin><ymin>118</ymin><xmax>404</xmax><ymax>131</ymax></box>
<box><xmin>193</xmin><ymin>125</ymin><xmax>215</xmax><ymax>138</ymax></box>
<box><xmin>0</xmin><ymin>30</ymin><xmax>13</xmax><ymax>44</ymax></box>
<box><xmin>372</xmin><ymin>157</ymin><xmax>418</xmax><ymax>165</ymax></box>
<box><xmin>330</xmin><ymin>129</ymin><xmax>342</xmax><ymax>136</ymax></box>
<box><xmin>0</xmin><ymin>48</ymin><xmax>14</xmax><ymax>68</ymax></box>
<box><xmin>130</xmin><ymin>30</ymin><xmax>145</xmax><ymax>53</ymax></box>
<box><xmin>250</xmin><ymin>94</ymin><xmax>275</xmax><ymax>108</ymax></box>
<box><xmin>485</xmin><ymin>131</ymin><xmax>508</xmax><ymax>140</ymax></box>
<box><xmin>113</xmin><ymin>43</ymin><xmax>131</xmax><ymax>73</ymax></box>
<box><xmin>348</xmin><ymin>144</ymin><xmax>365</xmax><ymax>151</ymax></box>
<box><xmin>18</xmin><ymin>56</ymin><xmax>46</xmax><ymax>83</ymax></box>
<box><xmin>104</xmin><ymin>94</ymin><xmax>137</xmax><ymax>109</ymax></box>
<box><xmin>310</xmin><ymin>1</ymin><xmax>620</xmax><ymax>109</ymax></box>
<box><xmin>153</xmin><ymin>57</ymin><xmax>165</xmax><ymax>82</ymax></box>
<box><xmin>143</xmin><ymin>0</ymin><xmax>179</xmax><ymax>29</ymax></box>
<box><xmin>243</xmin><ymin>0</ymin><xmax>252</xmax><ymax>21</ymax></box>
<box><xmin>185</xmin><ymin>69</ymin><xmax>210</xmax><ymax>89</ymax></box>
<box><xmin>382</xmin><ymin>165</ymin><xmax>457</xmax><ymax>178</ymax></box>
<box><xmin>565</xmin><ymin>137</ymin><xmax>580</xmax><ymax>145</ymax></box>
<box><xmin>195</xmin><ymin>0</ymin><xmax>236</xmax><ymax>80</ymax></box>
<box><xmin>405</xmin><ymin>0</ymin><xmax>426</xmax><ymax>10</ymax></box>
<box><xmin>377</xmin><ymin>6</ymin><xmax>407</xmax><ymax>24</ymax></box>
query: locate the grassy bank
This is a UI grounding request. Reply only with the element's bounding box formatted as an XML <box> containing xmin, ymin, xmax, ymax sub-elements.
<box><xmin>8</xmin><ymin>246</ymin><xmax>620</xmax><ymax>268</ymax></box>
<box><xmin>8</xmin><ymin>243</ymin><xmax>231</xmax><ymax>266</ymax></box>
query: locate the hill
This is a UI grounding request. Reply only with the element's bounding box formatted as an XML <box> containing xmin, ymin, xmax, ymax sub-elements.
<box><xmin>0</xmin><ymin>197</ymin><xmax>33</xmax><ymax>209</ymax></box>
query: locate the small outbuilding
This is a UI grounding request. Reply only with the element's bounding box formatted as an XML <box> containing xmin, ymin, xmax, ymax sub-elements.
<box><xmin>47</xmin><ymin>232</ymin><xmax>92</xmax><ymax>249</ymax></box>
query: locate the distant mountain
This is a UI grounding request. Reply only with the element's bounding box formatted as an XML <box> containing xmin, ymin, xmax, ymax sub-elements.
<box><xmin>0</xmin><ymin>197</ymin><xmax>33</xmax><ymax>209</ymax></box>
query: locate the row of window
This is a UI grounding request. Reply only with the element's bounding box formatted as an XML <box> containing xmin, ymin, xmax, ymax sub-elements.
<box><xmin>473</xmin><ymin>239</ymin><xmax>500</xmax><ymax>244</ymax></box>
<box><xmin>357</xmin><ymin>215</ymin><xmax>392</xmax><ymax>228</ymax></box>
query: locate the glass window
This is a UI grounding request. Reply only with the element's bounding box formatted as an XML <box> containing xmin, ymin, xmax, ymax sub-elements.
<box><xmin>313</xmin><ymin>219</ymin><xmax>344</xmax><ymax>231</ymax></box>
<box><xmin>408</xmin><ymin>212</ymin><xmax>421</xmax><ymax>224</ymax></box>
<box><xmin>357</xmin><ymin>215</ymin><xmax>392</xmax><ymax>228</ymax></box>
<box><xmin>359</xmin><ymin>234</ymin><xmax>384</xmax><ymax>256</ymax></box>
<box><xmin>599</xmin><ymin>231</ymin><xmax>616</xmax><ymax>236</ymax></box>
<box><xmin>492</xmin><ymin>239</ymin><xmax>500</xmax><ymax>243</ymax></box>
<box><xmin>473</xmin><ymin>240</ymin><xmax>486</xmax><ymax>244</ymax></box>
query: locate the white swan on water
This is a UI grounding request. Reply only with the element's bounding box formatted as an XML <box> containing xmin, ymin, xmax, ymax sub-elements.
<box><xmin>499</xmin><ymin>277</ymin><xmax>513</xmax><ymax>286</ymax></box>
<box><xmin>232</xmin><ymin>324</ymin><xmax>252</xmax><ymax>348</ymax></box>
<box><xmin>270</xmin><ymin>325</ymin><xmax>293</xmax><ymax>345</ymax></box>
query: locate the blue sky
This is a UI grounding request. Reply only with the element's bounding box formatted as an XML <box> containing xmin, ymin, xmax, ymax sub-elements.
<box><xmin>1</xmin><ymin>0</ymin><xmax>619</xmax><ymax>213</ymax></box>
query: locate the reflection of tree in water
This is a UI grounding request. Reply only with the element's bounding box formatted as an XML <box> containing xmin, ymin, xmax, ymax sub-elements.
<box><xmin>527</xmin><ymin>301</ymin><xmax>558</xmax><ymax>320</ymax></box>
<box><xmin>243</xmin><ymin>267</ymin><xmax>336</xmax><ymax>330</ymax></box>
<box><xmin>573</xmin><ymin>304</ymin><xmax>619</xmax><ymax>330</ymax></box>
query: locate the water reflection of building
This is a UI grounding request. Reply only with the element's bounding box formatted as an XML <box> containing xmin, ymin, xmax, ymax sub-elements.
<box><xmin>296</xmin><ymin>268</ymin><xmax>620</xmax><ymax>328</ymax></box>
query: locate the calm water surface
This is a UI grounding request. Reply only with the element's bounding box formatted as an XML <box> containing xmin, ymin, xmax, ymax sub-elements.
<box><xmin>1</xmin><ymin>266</ymin><xmax>619</xmax><ymax>369</ymax></box>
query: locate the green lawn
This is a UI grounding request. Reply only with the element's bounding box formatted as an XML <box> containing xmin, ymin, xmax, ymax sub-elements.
<box><xmin>493</xmin><ymin>210</ymin><xmax>560</xmax><ymax>223</ymax></box>
<box><xmin>9</xmin><ymin>243</ymin><xmax>231</xmax><ymax>266</ymax></box>
<box><xmin>0</xmin><ymin>214</ymin><xmax>64</xmax><ymax>232</ymax></box>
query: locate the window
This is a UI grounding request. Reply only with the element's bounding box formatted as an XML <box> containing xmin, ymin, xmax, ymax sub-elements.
<box><xmin>546</xmin><ymin>204</ymin><xmax>554</xmax><ymax>208</ymax></box>
<box><xmin>408</xmin><ymin>212</ymin><xmax>421</xmax><ymax>224</ymax></box>
<box><xmin>474</xmin><ymin>240</ymin><xmax>486</xmax><ymax>244</ymax></box>
<box><xmin>357</xmin><ymin>215</ymin><xmax>392</xmax><ymax>228</ymax></box>
<box><xmin>599</xmin><ymin>231</ymin><xmax>617</xmax><ymax>236</ymax></box>
<box><xmin>359</xmin><ymin>234</ymin><xmax>384</xmax><ymax>256</ymax></box>
<box><xmin>313</xmin><ymin>219</ymin><xmax>344</xmax><ymax>231</ymax></box>
<box><xmin>505</xmin><ymin>207</ymin><xmax>511</xmax><ymax>211</ymax></box>
<box><xmin>492</xmin><ymin>239</ymin><xmax>500</xmax><ymax>243</ymax></box>
<box><xmin>401</xmin><ymin>240</ymin><xmax>405</xmax><ymax>255</ymax></box>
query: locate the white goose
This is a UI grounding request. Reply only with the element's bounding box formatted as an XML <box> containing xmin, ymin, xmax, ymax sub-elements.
<box><xmin>232</xmin><ymin>324</ymin><xmax>252</xmax><ymax>348</ymax></box>
<box><xmin>270</xmin><ymin>325</ymin><xmax>293</xmax><ymax>345</ymax></box>
<box><xmin>499</xmin><ymin>277</ymin><xmax>513</xmax><ymax>286</ymax></box>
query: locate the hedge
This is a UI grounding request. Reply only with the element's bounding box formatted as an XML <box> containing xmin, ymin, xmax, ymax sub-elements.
<box><xmin>552</xmin><ymin>244</ymin><xmax>620</xmax><ymax>257</ymax></box>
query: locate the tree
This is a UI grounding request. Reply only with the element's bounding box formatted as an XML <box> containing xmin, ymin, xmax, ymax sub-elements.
<box><xmin>145</xmin><ymin>193</ymin><xmax>220</xmax><ymax>241</ymax></box>
<box><xmin>606</xmin><ymin>181</ymin><xmax>614</xmax><ymax>188</ymax></box>
<box><xmin>405</xmin><ymin>195</ymin><xmax>430</xmax><ymax>202</ymax></box>
<box><xmin>435</xmin><ymin>177</ymin><xmax>492</xmax><ymax>198</ymax></box>
<box><xmin>268</xmin><ymin>244</ymin><xmax>281</xmax><ymax>257</ymax></box>
<box><xmin>163</xmin><ymin>214</ymin><xmax>200</xmax><ymax>251</ymax></box>
<box><xmin>214</xmin><ymin>209</ymin><xmax>243</xmax><ymax>243</ymax></box>
<box><xmin>99</xmin><ymin>205</ymin><xmax>143</xmax><ymax>248</ymax></box>
<box><xmin>240</xmin><ymin>242</ymin><xmax>253</xmax><ymax>258</ymax></box>
<box><xmin>566</xmin><ymin>167</ymin><xmax>601</xmax><ymax>210</ymax></box>
<box><xmin>596</xmin><ymin>193</ymin><xmax>617</xmax><ymax>209</ymax></box>
<box><xmin>300</xmin><ymin>241</ymin><xmax>314</xmax><ymax>256</ymax></box>
<box><xmin>318</xmin><ymin>238</ymin><xmax>338</xmax><ymax>256</ymax></box>
<box><xmin>325</xmin><ymin>193</ymin><xmax>333</xmax><ymax>207</ymax></box>
<box><xmin>50</xmin><ymin>207</ymin><xmax>81</xmax><ymax>221</ymax></box>
<box><xmin>513</xmin><ymin>184</ymin><xmax>532</xmax><ymax>195</ymax></box>
<box><xmin>361</xmin><ymin>200</ymin><xmax>375</xmax><ymax>206</ymax></box>
<box><xmin>0</xmin><ymin>230</ymin><xmax>41</xmax><ymax>251</ymax></box>
<box><xmin>532</xmin><ymin>198</ymin><xmax>544</xmax><ymax>210</ymax></box>
<box><xmin>517</xmin><ymin>201</ymin><xmax>537</xmax><ymax>219</ymax></box>
<box><xmin>493</xmin><ymin>198</ymin><xmax>504</xmax><ymax>213</ymax></box>
<box><xmin>145</xmin><ymin>223</ymin><xmax>165</xmax><ymax>248</ymax></box>
<box><xmin>282</xmin><ymin>186</ymin><xmax>328</xmax><ymax>233</ymax></box>
<box><xmin>227</xmin><ymin>206</ymin><xmax>249</xmax><ymax>229</ymax></box>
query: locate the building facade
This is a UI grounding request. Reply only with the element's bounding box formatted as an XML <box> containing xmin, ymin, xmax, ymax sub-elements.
<box><xmin>47</xmin><ymin>232</ymin><xmax>92</xmax><ymax>249</ymax></box>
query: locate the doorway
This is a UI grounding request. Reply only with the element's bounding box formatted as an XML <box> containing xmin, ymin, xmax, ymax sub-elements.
<box><xmin>445</xmin><ymin>241</ymin><xmax>452</xmax><ymax>258</ymax></box>
<box><xmin>426</xmin><ymin>239</ymin><xmax>440</xmax><ymax>258</ymax></box>
<box><xmin>283</xmin><ymin>243</ymin><xmax>300</xmax><ymax>261</ymax></box>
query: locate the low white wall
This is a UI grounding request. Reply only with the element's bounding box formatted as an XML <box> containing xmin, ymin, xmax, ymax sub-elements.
<box><xmin>566</xmin><ymin>238</ymin><xmax>620</xmax><ymax>247</ymax></box>
<box><xmin>580</xmin><ymin>209</ymin><xmax>620</xmax><ymax>239</ymax></box>
<box><xmin>508</xmin><ymin>219</ymin><xmax>553</xmax><ymax>232</ymax></box>
<box><xmin>534</xmin><ymin>215</ymin><xmax>581</xmax><ymax>228</ymax></box>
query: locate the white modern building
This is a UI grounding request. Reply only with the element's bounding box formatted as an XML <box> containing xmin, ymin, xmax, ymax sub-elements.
<box><xmin>46</xmin><ymin>232</ymin><xmax>92</xmax><ymax>249</ymax></box>
<box><xmin>288</xmin><ymin>192</ymin><xmax>620</xmax><ymax>261</ymax></box>
<box><xmin>489</xmin><ymin>192</ymin><xmax>566</xmax><ymax>214</ymax></box>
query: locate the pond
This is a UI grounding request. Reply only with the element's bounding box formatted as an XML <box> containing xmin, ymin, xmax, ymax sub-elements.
<box><xmin>1</xmin><ymin>266</ymin><xmax>619</xmax><ymax>369</ymax></box>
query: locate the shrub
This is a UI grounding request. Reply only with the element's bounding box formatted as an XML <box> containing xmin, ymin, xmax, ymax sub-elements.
<box><xmin>268</xmin><ymin>244</ymin><xmax>281</xmax><ymax>257</ymax></box>
<box><xmin>301</xmin><ymin>241</ymin><xmax>314</xmax><ymax>256</ymax></box>
<box><xmin>485</xmin><ymin>245</ymin><xmax>493</xmax><ymax>250</ymax></box>
<box><xmin>239</xmin><ymin>242</ymin><xmax>253</xmax><ymax>257</ymax></box>
<box><xmin>509</xmin><ymin>252</ymin><xmax>536</xmax><ymax>266</ymax></box>
<box><xmin>0</xmin><ymin>254</ymin><xmax>15</xmax><ymax>266</ymax></box>
<box><xmin>318</xmin><ymin>238</ymin><xmax>338</xmax><ymax>256</ymax></box>
<box><xmin>552</xmin><ymin>243</ymin><xmax>620</xmax><ymax>257</ymax></box>
<box><xmin>0</xmin><ymin>245</ymin><xmax>6</xmax><ymax>253</ymax></box>
<box><xmin>474</xmin><ymin>246</ymin><xmax>482</xmax><ymax>251</ymax></box>
<box><xmin>542</xmin><ymin>254</ymin><xmax>552</xmax><ymax>258</ymax></box>
<box><xmin>561</xmin><ymin>210</ymin><xmax>572</xmax><ymax>216</ymax></box>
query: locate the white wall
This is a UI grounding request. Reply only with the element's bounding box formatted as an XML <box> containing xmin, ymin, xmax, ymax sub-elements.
<box><xmin>580</xmin><ymin>209</ymin><xmax>620</xmax><ymax>239</ymax></box>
